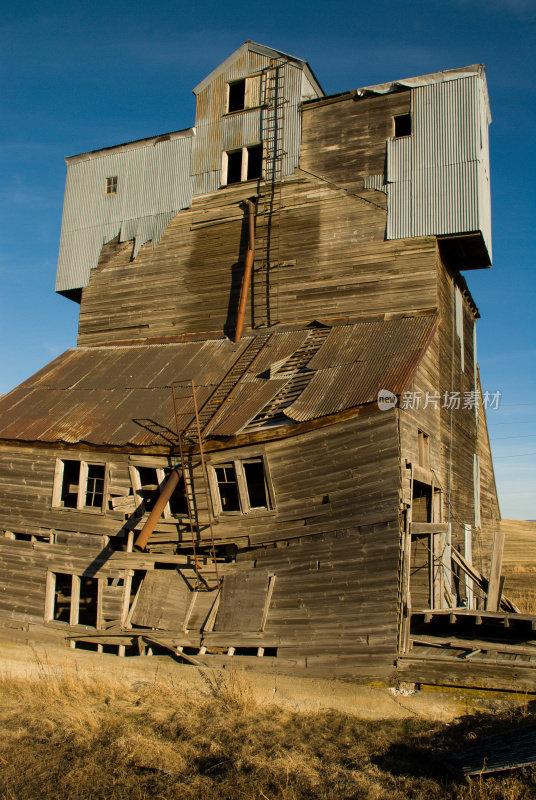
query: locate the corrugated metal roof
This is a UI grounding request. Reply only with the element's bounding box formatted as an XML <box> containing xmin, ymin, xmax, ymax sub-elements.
<box><xmin>0</xmin><ymin>314</ymin><xmax>438</xmax><ymax>446</ymax></box>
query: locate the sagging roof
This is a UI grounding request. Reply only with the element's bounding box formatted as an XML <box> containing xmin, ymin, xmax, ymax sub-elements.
<box><xmin>0</xmin><ymin>313</ymin><xmax>438</xmax><ymax>448</ymax></box>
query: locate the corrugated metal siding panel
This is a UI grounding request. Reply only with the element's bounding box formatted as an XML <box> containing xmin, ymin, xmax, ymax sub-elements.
<box><xmin>412</xmin><ymin>162</ymin><xmax>479</xmax><ymax>237</ymax></box>
<box><xmin>386</xmin><ymin>74</ymin><xmax>491</xmax><ymax>253</ymax></box>
<box><xmin>386</xmin><ymin>181</ymin><xmax>411</xmax><ymax>240</ymax></box>
<box><xmin>363</xmin><ymin>174</ymin><xmax>386</xmax><ymax>191</ymax></box>
<box><xmin>282</xmin><ymin>63</ymin><xmax>303</xmax><ymax>175</ymax></box>
<box><xmin>56</xmin><ymin>136</ymin><xmax>193</xmax><ymax>293</ymax></box>
<box><xmin>387</xmin><ymin>136</ymin><xmax>412</xmax><ymax>182</ymax></box>
<box><xmin>191</xmin><ymin>58</ymin><xmax>304</xmax><ymax>193</ymax></box>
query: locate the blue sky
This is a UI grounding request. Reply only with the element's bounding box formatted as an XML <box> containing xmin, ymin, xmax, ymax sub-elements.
<box><xmin>1</xmin><ymin>0</ymin><xmax>535</xmax><ymax>518</ymax></box>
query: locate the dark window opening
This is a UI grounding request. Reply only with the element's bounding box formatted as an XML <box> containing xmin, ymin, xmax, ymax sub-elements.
<box><xmin>78</xmin><ymin>577</ymin><xmax>99</xmax><ymax>626</ymax></box>
<box><xmin>54</xmin><ymin>573</ymin><xmax>72</xmax><ymax>623</ymax></box>
<box><xmin>228</xmin><ymin>79</ymin><xmax>246</xmax><ymax>112</ymax></box>
<box><xmin>105</xmin><ymin>176</ymin><xmax>118</xmax><ymax>195</ymax></box>
<box><xmin>137</xmin><ymin>467</ymin><xmax>160</xmax><ymax>512</ymax></box>
<box><xmin>61</xmin><ymin>460</ymin><xmax>80</xmax><ymax>508</ymax></box>
<box><xmin>226</xmin><ymin>149</ymin><xmax>243</xmax><ymax>184</ymax></box>
<box><xmin>246</xmin><ymin>144</ymin><xmax>263</xmax><ymax>180</ymax></box>
<box><xmin>165</xmin><ymin>470</ymin><xmax>189</xmax><ymax>516</ymax></box>
<box><xmin>85</xmin><ymin>464</ymin><xmax>105</xmax><ymax>508</ymax></box>
<box><xmin>412</xmin><ymin>480</ymin><xmax>432</xmax><ymax>523</ymax></box>
<box><xmin>215</xmin><ymin>464</ymin><xmax>241</xmax><ymax>512</ymax></box>
<box><xmin>394</xmin><ymin>113</ymin><xmax>412</xmax><ymax>138</ymax></box>
<box><xmin>243</xmin><ymin>459</ymin><xmax>268</xmax><ymax>509</ymax></box>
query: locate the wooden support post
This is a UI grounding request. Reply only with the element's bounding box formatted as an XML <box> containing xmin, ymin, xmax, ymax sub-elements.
<box><xmin>487</xmin><ymin>529</ymin><xmax>505</xmax><ymax>612</ymax></box>
<box><xmin>464</xmin><ymin>524</ymin><xmax>474</xmax><ymax>609</ymax></box>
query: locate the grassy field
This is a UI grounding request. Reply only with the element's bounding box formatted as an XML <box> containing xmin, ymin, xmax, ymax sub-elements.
<box><xmin>0</xmin><ymin>669</ymin><xmax>535</xmax><ymax>800</ymax></box>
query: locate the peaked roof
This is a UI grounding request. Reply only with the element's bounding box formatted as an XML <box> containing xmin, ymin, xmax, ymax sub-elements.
<box><xmin>192</xmin><ymin>41</ymin><xmax>324</xmax><ymax>96</ymax></box>
<box><xmin>0</xmin><ymin>314</ymin><xmax>438</xmax><ymax>448</ymax></box>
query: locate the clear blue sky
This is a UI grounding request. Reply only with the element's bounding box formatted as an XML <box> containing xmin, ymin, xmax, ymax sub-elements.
<box><xmin>1</xmin><ymin>0</ymin><xmax>535</xmax><ymax>518</ymax></box>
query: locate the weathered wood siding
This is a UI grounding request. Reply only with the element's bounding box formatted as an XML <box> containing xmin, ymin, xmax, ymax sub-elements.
<box><xmin>398</xmin><ymin>252</ymin><xmax>499</xmax><ymax>603</ymax></box>
<box><xmin>300</xmin><ymin>91</ymin><xmax>410</xmax><ymax>191</ymax></box>
<box><xmin>240</xmin><ymin>522</ymin><xmax>401</xmax><ymax>678</ymax></box>
<box><xmin>76</xmin><ymin>175</ymin><xmax>437</xmax><ymax>346</ymax></box>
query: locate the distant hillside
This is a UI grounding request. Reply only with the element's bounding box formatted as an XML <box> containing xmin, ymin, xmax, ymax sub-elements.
<box><xmin>501</xmin><ymin>519</ymin><xmax>536</xmax><ymax>613</ymax></box>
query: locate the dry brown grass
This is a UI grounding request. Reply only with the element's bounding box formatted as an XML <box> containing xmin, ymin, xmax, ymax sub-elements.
<box><xmin>0</xmin><ymin>667</ymin><xmax>535</xmax><ymax>799</ymax></box>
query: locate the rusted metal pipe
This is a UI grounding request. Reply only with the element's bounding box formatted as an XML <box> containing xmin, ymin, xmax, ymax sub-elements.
<box><xmin>133</xmin><ymin>468</ymin><xmax>181</xmax><ymax>551</ymax></box>
<box><xmin>234</xmin><ymin>199</ymin><xmax>256</xmax><ymax>342</ymax></box>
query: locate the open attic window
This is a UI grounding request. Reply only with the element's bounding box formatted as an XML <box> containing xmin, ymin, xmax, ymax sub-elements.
<box><xmin>228</xmin><ymin>79</ymin><xmax>246</xmax><ymax>112</ymax></box>
<box><xmin>226</xmin><ymin>75</ymin><xmax>261</xmax><ymax>113</ymax></box>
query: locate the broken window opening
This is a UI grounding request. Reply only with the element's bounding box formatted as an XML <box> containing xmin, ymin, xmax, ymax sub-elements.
<box><xmin>53</xmin><ymin>573</ymin><xmax>72</xmax><ymax>623</ymax></box>
<box><xmin>210</xmin><ymin>456</ymin><xmax>272</xmax><ymax>515</ymax></box>
<box><xmin>164</xmin><ymin>468</ymin><xmax>189</xmax><ymax>516</ymax></box>
<box><xmin>412</xmin><ymin>479</ymin><xmax>432</xmax><ymax>523</ymax></box>
<box><xmin>85</xmin><ymin>464</ymin><xmax>105</xmax><ymax>508</ymax></box>
<box><xmin>214</xmin><ymin>464</ymin><xmax>241</xmax><ymax>512</ymax></box>
<box><xmin>78</xmin><ymin>577</ymin><xmax>99</xmax><ymax>626</ymax></box>
<box><xmin>223</xmin><ymin>144</ymin><xmax>263</xmax><ymax>185</ymax></box>
<box><xmin>243</xmin><ymin>459</ymin><xmax>268</xmax><ymax>509</ymax></box>
<box><xmin>228</xmin><ymin>79</ymin><xmax>246</xmax><ymax>112</ymax></box>
<box><xmin>394</xmin><ymin>113</ymin><xmax>411</xmax><ymax>138</ymax></box>
<box><xmin>48</xmin><ymin>572</ymin><xmax>100</xmax><ymax>627</ymax></box>
<box><xmin>246</xmin><ymin>144</ymin><xmax>263</xmax><ymax>180</ymax></box>
<box><xmin>60</xmin><ymin>459</ymin><xmax>80</xmax><ymax>508</ymax></box>
<box><xmin>105</xmin><ymin>176</ymin><xmax>118</xmax><ymax>195</ymax></box>
<box><xmin>53</xmin><ymin>459</ymin><xmax>108</xmax><ymax>512</ymax></box>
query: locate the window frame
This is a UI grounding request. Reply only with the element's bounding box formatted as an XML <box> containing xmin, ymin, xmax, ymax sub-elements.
<box><xmin>208</xmin><ymin>455</ymin><xmax>273</xmax><ymax>516</ymax></box>
<box><xmin>52</xmin><ymin>458</ymin><xmax>109</xmax><ymax>514</ymax></box>
<box><xmin>221</xmin><ymin>143</ymin><xmax>263</xmax><ymax>186</ymax></box>
<box><xmin>225</xmin><ymin>74</ymin><xmax>262</xmax><ymax>114</ymax></box>
<box><xmin>129</xmin><ymin>464</ymin><xmax>187</xmax><ymax>520</ymax></box>
<box><xmin>45</xmin><ymin>571</ymin><xmax>103</xmax><ymax>629</ymax></box>
<box><xmin>105</xmin><ymin>175</ymin><xmax>118</xmax><ymax>195</ymax></box>
<box><xmin>393</xmin><ymin>113</ymin><xmax>412</xmax><ymax>138</ymax></box>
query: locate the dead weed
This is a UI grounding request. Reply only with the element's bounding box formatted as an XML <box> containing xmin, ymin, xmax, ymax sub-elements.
<box><xmin>0</xmin><ymin>669</ymin><xmax>535</xmax><ymax>799</ymax></box>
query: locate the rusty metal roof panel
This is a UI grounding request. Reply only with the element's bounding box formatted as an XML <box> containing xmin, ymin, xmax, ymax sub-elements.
<box><xmin>252</xmin><ymin>330</ymin><xmax>310</xmax><ymax>375</ymax></box>
<box><xmin>208</xmin><ymin>377</ymin><xmax>291</xmax><ymax>437</ymax></box>
<box><xmin>0</xmin><ymin>315</ymin><xmax>438</xmax><ymax>445</ymax></box>
<box><xmin>308</xmin><ymin>315</ymin><xmax>437</xmax><ymax>370</ymax></box>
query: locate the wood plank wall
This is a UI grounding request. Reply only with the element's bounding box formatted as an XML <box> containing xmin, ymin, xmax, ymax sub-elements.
<box><xmin>398</xmin><ymin>250</ymin><xmax>500</xmax><ymax>599</ymax></box>
<box><xmin>240</xmin><ymin>522</ymin><xmax>402</xmax><ymax>678</ymax></box>
<box><xmin>76</xmin><ymin>91</ymin><xmax>437</xmax><ymax>346</ymax></box>
<box><xmin>300</xmin><ymin>90</ymin><xmax>411</xmax><ymax>191</ymax></box>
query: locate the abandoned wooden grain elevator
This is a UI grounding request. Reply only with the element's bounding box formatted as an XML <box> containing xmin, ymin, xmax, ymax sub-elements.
<box><xmin>1</xmin><ymin>42</ymin><xmax>535</xmax><ymax>690</ymax></box>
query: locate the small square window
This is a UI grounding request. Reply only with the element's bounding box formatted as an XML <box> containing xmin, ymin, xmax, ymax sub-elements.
<box><xmin>105</xmin><ymin>176</ymin><xmax>118</xmax><ymax>195</ymax></box>
<box><xmin>394</xmin><ymin>113</ymin><xmax>411</xmax><ymax>138</ymax></box>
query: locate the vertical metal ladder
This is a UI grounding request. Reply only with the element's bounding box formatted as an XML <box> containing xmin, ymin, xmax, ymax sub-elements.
<box><xmin>254</xmin><ymin>57</ymin><xmax>288</xmax><ymax>328</ymax></box>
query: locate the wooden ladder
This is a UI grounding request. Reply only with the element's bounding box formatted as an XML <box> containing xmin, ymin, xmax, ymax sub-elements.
<box><xmin>254</xmin><ymin>57</ymin><xmax>288</xmax><ymax>328</ymax></box>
